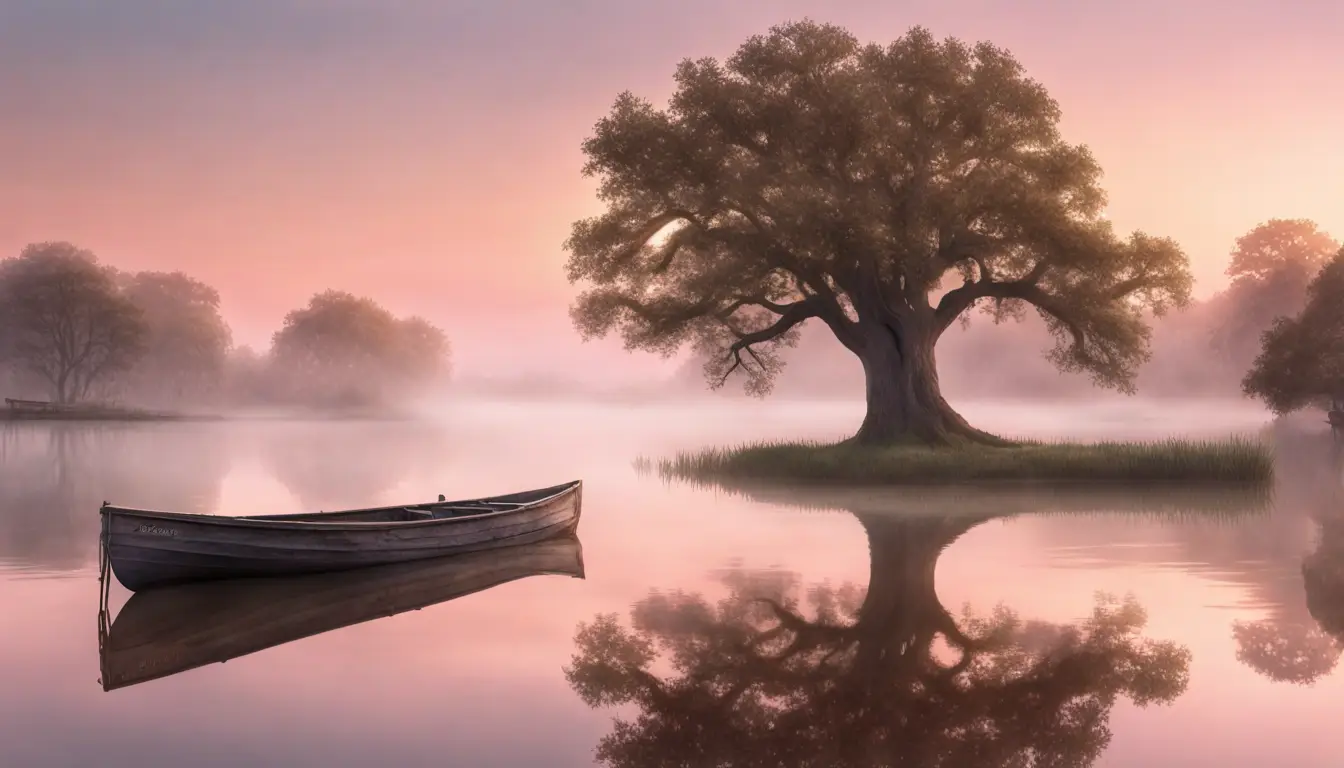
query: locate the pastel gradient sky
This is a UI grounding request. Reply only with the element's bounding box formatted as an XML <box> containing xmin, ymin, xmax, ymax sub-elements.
<box><xmin>3</xmin><ymin>0</ymin><xmax>1341</xmax><ymax>381</ymax></box>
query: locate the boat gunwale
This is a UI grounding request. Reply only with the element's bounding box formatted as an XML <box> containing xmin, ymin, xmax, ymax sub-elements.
<box><xmin>98</xmin><ymin>480</ymin><xmax>582</xmax><ymax>531</ymax></box>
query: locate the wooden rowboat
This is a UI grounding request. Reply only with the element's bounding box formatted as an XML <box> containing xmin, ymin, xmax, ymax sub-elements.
<box><xmin>99</xmin><ymin>480</ymin><xmax>582</xmax><ymax>592</ymax></box>
<box><xmin>98</xmin><ymin>532</ymin><xmax>585</xmax><ymax>691</ymax></box>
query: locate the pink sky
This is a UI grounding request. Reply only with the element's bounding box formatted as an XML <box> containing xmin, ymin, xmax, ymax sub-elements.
<box><xmin>2</xmin><ymin>0</ymin><xmax>1341</xmax><ymax>382</ymax></box>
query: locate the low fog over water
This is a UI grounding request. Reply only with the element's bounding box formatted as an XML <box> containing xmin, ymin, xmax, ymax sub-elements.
<box><xmin>3</xmin><ymin>399</ymin><xmax>1343</xmax><ymax>766</ymax></box>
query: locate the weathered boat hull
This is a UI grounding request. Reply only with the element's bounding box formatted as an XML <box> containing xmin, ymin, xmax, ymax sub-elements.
<box><xmin>99</xmin><ymin>532</ymin><xmax>585</xmax><ymax>691</ymax></box>
<box><xmin>101</xmin><ymin>480</ymin><xmax>582</xmax><ymax>591</ymax></box>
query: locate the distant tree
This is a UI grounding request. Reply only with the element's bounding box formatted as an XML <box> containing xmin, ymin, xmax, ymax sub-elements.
<box><xmin>0</xmin><ymin>305</ymin><xmax>13</xmax><ymax>391</ymax></box>
<box><xmin>0</xmin><ymin>243</ymin><xmax>147</xmax><ymax>403</ymax></box>
<box><xmin>220</xmin><ymin>344</ymin><xmax>268</xmax><ymax>404</ymax></box>
<box><xmin>1226</xmin><ymin>219</ymin><xmax>1339</xmax><ymax>284</ymax></box>
<box><xmin>1210</xmin><ymin>219</ymin><xmax>1339</xmax><ymax>374</ymax></box>
<box><xmin>389</xmin><ymin>315</ymin><xmax>453</xmax><ymax>386</ymax></box>
<box><xmin>117</xmin><ymin>271</ymin><xmax>233</xmax><ymax>404</ymax></box>
<box><xmin>565</xmin><ymin>21</ymin><xmax>1192</xmax><ymax>445</ymax></box>
<box><xmin>268</xmin><ymin>291</ymin><xmax>450</xmax><ymax>408</ymax></box>
<box><xmin>1242</xmin><ymin>248</ymin><xmax>1344</xmax><ymax>414</ymax></box>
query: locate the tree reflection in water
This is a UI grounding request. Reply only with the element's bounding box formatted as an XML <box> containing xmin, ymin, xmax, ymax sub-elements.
<box><xmin>1231</xmin><ymin>620</ymin><xmax>1339</xmax><ymax>685</ymax></box>
<box><xmin>1286</xmin><ymin>514</ymin><xmax>1344</xmax><ymax>683</ymax></box>
<box><xmin>567</xmin><ymin>513</ymin><xmax>1191</xmax><ymax>767</ymax></box>
<box><xmin>1305</xmin><ymin>516</ymin><xmax>1344</xmax><ymax>639</ymax></box>
<box><xmin>1235</xmin><ymin>433</ymin><xmax>1344</xmax><ymax>685</ymax></box>
<box><xmin>0</xmin><ymin>423</ymin><xmax>227</xmax><ymax>570</ymax></box>
<box><xmin>257</xmin><ymin>420</ymin><xmax>452</xmax><ymax>511</ymax></box>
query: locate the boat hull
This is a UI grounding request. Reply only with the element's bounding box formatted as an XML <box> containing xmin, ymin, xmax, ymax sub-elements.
<box><xmin>101</xmin><ymin>481</ymin><xmax>582</xmax><ymax>591</ymax></box>
<box><xmin>99</xmin><ymin>533</ymin><xmax>585</xmax><ymax>691</ymax></box>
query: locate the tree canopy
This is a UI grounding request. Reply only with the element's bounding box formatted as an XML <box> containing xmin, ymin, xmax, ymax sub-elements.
<box><xmin>0</xmin><ymin>243</ymin><xmax>147</xmax><ymax>403</ymax></box>
<box><xmin>1210</xmin><ymin>219</ymin><xmax>1338</xmax><ymax>374</ymax></box>
<box><xmin>117</xmin><ymin>270</ymin><xmax>233</xmax><ymax>403</ymax></box>
<box><xmin>565</xmin><ymin>20</ymin><xmax>1191</xmax><ymax>444</ymax></box>
<box><xmin>268</xmin><ymin>290</ymin><xmax>450</xmax><ymax>408</ymax></box>
<box><xmin>1242</xmin><ymin>248</ymin><xmax>1344</xmax><ymax>413</ymax></box>
<box><xmin>1226</xmin><ymin>219</ymin><xmax>1339</xmax><ymax>285</ymax></box>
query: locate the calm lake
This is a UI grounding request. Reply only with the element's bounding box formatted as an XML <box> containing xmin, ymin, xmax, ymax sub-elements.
<box><xmin>2</xmin><ymin>398</ymin><xmax>1341</xmax><ymax>767</ymax></box>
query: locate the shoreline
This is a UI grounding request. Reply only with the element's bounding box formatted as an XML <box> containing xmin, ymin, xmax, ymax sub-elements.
<box><xmin>651</xmin><ymin>436</ymin><xmax>1277</xmax><ymax>488</ymax></box>
<box><xmin>0</xmin><ymin>409</ymin><xmax>217</xmax><ymax>423</ymax></box>
<box><xmin>0</xmin><ymin>409</ymin><xmax>422</xmax><ymax>424</ymax></box>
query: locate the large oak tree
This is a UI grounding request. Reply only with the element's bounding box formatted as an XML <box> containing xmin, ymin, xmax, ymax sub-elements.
<box><xmin>565</xmin><ymin>21</ymin><xmax>1192</xmax><ymax>444</ymax></box>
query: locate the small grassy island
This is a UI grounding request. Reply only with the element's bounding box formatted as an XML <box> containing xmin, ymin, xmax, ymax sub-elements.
<box><xmin>656</xmin><ymin>434</ymin><xmax>1275</xmax><ymax>488</ymax></box>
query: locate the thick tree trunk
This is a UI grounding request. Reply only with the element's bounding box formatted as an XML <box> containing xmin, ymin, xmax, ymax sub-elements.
<box><xmin>851</xmin><ymin>323</ymin><xmax>1009</xmax><ymax>447</ymax></box>
<box><xmin>850</xmin><ymin>514</ymin><xmax>986</xmax><ymax>677</ymax></box>
<box><xmin>821</xmin><ymin>513</ymin><xmax>991</xmax><ymax>767</ymax></box>
<box><xmin>55</xmin><ymin>370</ymin><xmax>72</xmax><ymax>405</ymax></box>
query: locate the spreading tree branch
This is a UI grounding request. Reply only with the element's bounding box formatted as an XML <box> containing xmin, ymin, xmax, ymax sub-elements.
<box><xmin>710</xmin><ymin>297</ymin><xmax>825</xmax><ymax>387</ymax></box>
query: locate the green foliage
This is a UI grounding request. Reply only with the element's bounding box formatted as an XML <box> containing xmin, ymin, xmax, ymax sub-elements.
<box><xmin>657</xmin><ymin>436</ymin><xmax>1274</xmax><ymax>486</ymax></box>
<box><xmin>1242</xmin><ymin>248</ymin><xmax>1344</xmax><ymax>413</ymax></box>
<box><xmin>0</xmin><ymin>243</ymin><xmax>148</xmax><ymax>403</ymax></box>
<box><xmin>268</xmin><ymin>290</ymin><xmax>450</xmax><ymax>408</ymax></box>
<box><xmin>565</xmin><ymin>20</ymin><xmax>1191</xmax><ymax>397</ymax></box>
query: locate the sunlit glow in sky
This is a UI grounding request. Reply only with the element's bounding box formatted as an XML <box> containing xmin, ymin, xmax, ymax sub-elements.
<box><xmin>2</xmin><ymin>0</ymin><xmax>1341</xmax><ymax>382</ymax></box>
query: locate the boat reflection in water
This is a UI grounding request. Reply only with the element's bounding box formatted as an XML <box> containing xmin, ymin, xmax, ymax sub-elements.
<box><xmin>97</xmin><ymin>532</ymin><xmax>585</xmax><ymax>692</ymax></box>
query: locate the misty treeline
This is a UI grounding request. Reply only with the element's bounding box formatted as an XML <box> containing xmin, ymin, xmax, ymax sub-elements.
<box><xmin>0</xmin><ymin>242</ymin><xmax>451</xmax><ymax>410</ymax></box>
<box><xmin>671</xmin><ymin>218</ymin><xmax>1343</xmax><ymax>405</ymax></box>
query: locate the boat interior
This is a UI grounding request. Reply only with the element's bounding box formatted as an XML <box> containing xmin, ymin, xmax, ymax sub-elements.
<box><xmin>240</xmin><ymin>481</ymin><xmax>580</xmax><ymax>523</ymax></box>
<box><xmin>269</xmin><ymin>501</ymin><xmax>532</xmax><ymax>524</ymax></box>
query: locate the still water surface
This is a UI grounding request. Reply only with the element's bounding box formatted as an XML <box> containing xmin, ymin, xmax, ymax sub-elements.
<box><xmin>1</xmin><ymin>399</ymin><xmax>1341</xmax><ymax>767</ymax></box>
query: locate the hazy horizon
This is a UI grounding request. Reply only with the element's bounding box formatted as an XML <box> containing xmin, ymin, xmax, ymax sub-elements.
<box><xmin>5</xmin><ymin>0</ymin><xmax>1342</xmax><ymax>386</ymax></box>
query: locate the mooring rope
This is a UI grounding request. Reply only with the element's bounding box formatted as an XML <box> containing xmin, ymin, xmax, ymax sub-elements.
<box><xmin>96</xmin><ymin>503</ymin><xmax>112</xmax><ymax>689</ymax></box>
<box><xmin>97</xmin><ymin>504</ymin><xmax>111</xmax><ymax>609</ymax></box>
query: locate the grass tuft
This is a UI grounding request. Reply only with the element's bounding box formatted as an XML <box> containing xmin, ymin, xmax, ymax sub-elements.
<box><xmin>654</xmin><ymin>435</ymin><xmax>1275</xmax><ymax>487</ymax></box>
